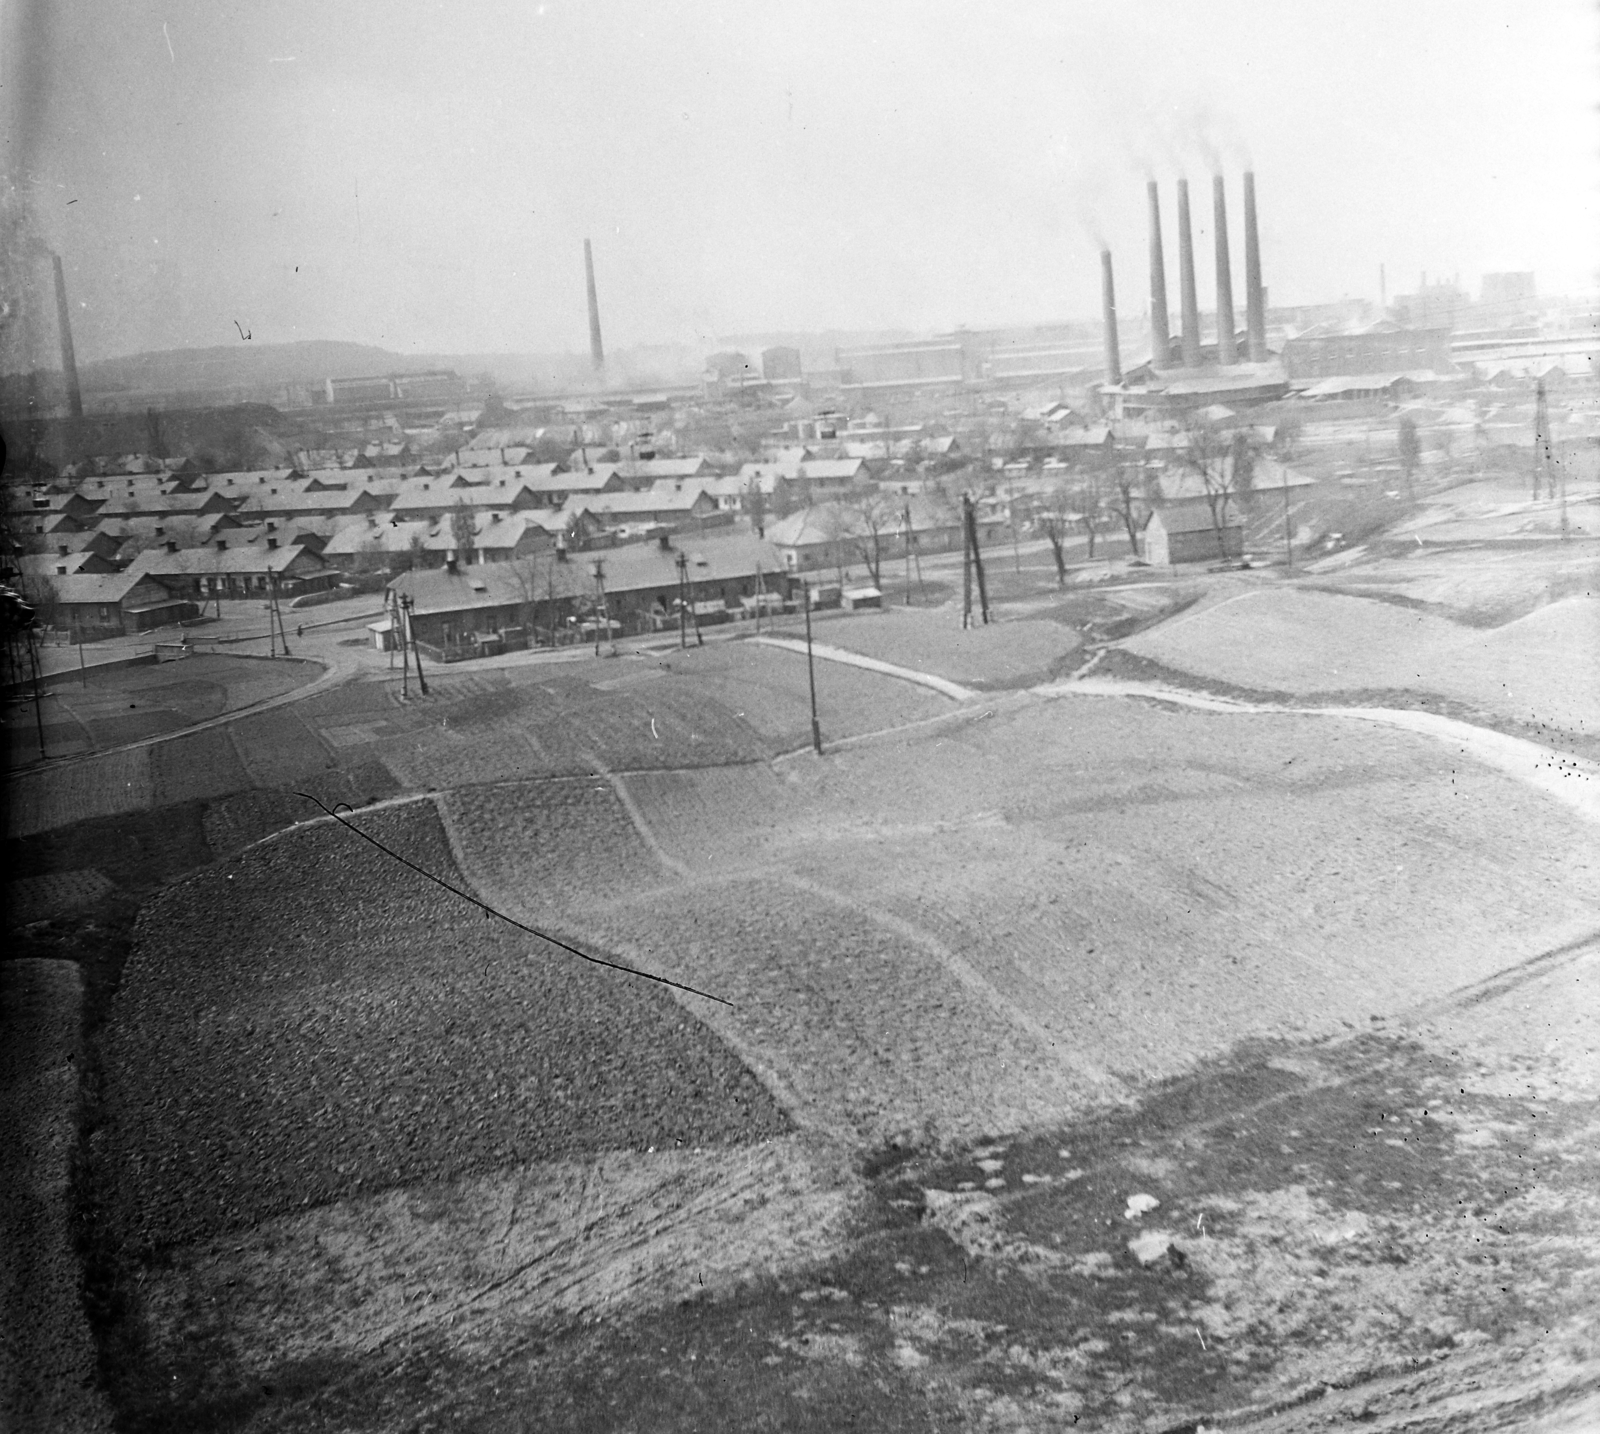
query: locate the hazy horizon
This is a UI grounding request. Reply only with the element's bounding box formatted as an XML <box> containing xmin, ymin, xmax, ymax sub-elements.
<box><xmin>4</xmin><ymin>0</ymin><xmax>1598</xmax><ymax>371</ymax></box>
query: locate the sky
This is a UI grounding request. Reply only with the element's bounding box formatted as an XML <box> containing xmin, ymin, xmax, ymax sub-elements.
<box><xmin>3</xmin><ymin>0</ymin><xmax>1598</xmax><ymax>365</ymax></box>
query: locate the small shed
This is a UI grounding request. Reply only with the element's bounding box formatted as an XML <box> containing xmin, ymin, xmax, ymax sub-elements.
<box><xmin>841</xmin><ymin>585</ymin><xmax>883</xmax><ymax>610</ymax></box>
<box><xmin>1142</xmin><ymin>505</ymin><xmax>1243</xmax><ymax>566</ymax></box>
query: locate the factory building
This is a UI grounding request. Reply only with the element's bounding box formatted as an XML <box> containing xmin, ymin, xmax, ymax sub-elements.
<box><xmin>761</xmin><ymin>346</ymin><xmax>803</xmax><ymax>382</ymax></box>
<box><xmin>837</xmin><ymin>340</ymin><xmax>966</xmax><ymax>391</ymax></box>
<box><xmin>1281</xmin><ymin>324</ymin><xmax>1455</xmax><ymax>382</ymax></box>
<box><xmin>1098</xmin><ymin>171</ymin><xmax>1288</xmax><ymax>417</ymax></box>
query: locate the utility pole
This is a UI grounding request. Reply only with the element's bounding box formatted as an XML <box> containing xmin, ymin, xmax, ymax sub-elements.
<box><xmin>395</xmin><ymin>593</ymin><xmax>407</xmax><ymax>697</ymax></box>
<box><xmin>591</xmin><ymin>557</ymin><xmax>609</xmax><ymax>656</ymax></box>
<box><xmin>269</xmin><ymin>567</ymin><xmax>290</xmax><ymax>656</ymax></box>
<box><xmin>676</xmin><ymin>550</ymin><xmax>689</xmax><ymax>649</ymax></box>
<box><xmin>754</xmin><ymin>563</ymin><xmax>764</xmax><ymax>634</ymax></box>
<box><xmin>964</xmin><ymin>493</ymin><xmax>990</xmax><ymax>625</ymax></box>
<box><xmin>683</xmin><ymin>552</ymin><xmax>703</xmax><ymax>646</ymax></box>
<box><xmin>1282</xmin><ymin>465</ymin><xmax>1293</xmax><ymax>571</ymax></box>
<box><xmin>961</xmin><ymin>496</ymin><xmax>974</xmax><ymax>629</ymax></box>
<box><xmin>26</xmin><ymin>621</ymin><xmax>46</xmax><ymax>760</ymax></box>
<box><xmin>902</xmin><ymin>507</ymin><xmax>913</xmax><ymax>606</ymax></box>
<box><xmin>401</xmin><ymin>593</ymin><xmax>428</xmax><ymax>695</ymax></box>
<box><xmin>803</xmin><ymin>582</ymin><xmax>822</xmax><ymax>755</ymax></box>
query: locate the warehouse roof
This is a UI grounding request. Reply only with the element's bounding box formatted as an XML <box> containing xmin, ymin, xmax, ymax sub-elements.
<box><xmin>387</xmin><ymin>531</ymin><xmax>784</xmax><ymax>615</ymax></box>
<box><xmin>125</xmin><ymin>543</ymin><xmax>314</xmax><ymax>577</ymax></box>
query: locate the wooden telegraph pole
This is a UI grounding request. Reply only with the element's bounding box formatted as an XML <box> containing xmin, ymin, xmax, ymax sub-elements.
<box><xmin>396</xmin><ymin>592</ymin><xmax>408</xmax><ymax>698</ymax></box>
<box><xmin>25</xmin><ymin>620</ymin><xmax>47</xmax><ymax>760</ymax></box>
<box><xmin>1282</xmin><ymin>464</ymin><xmax>1293</xmax><ymax>571</ymax></box>
<box><xmin>401</xmin><ymin>594</ymin><xmax>428</xmax><ymax>695</ymax></box>
<box><xmin>964</xmin><ymin>493</ymin><xmax>990</xmax><ymax>625</ymax></box>
<box><xmin>803</xmin><ymin>581</ymin><xmax>822</xmax><ymax>755</ymax></box>
<box><xmin>961</xmin><ymin>497</ymin><xmax>974</xmax><ymax>629</ymax></box>
<box><xmin>591</xmin><ymin>557</ymin><xmax>609</xmax><ymax>656</ymax></box>
<box><xmin>676</xmin><ymin>551</ymin><xmax>689</xmax><ymax>649</ymax></box>
<box><xmin>268</xmin><ymin>567</ymin><xmax>290</xmax><ymax>656</ymax></box>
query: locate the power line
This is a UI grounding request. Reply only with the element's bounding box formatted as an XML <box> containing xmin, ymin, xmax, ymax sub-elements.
<box><xmin>296</xmin><ymin>792</ymin><xmax>732</xmax><ymax>1007</ymax></box>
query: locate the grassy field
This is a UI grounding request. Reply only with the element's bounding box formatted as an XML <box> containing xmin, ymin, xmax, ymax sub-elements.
<box><xmin>2</xmin><ymin>654</ymin><xmax>319</xmax><ymax>766</ymax></box>
<box><xmin>789</xmin><ymin>605</ymin><xmax>1085</xmax><ymax>688</ymax></box>
<box><xmin>1121</xmin><ymin>581</ymin><xmax>1599</xmax><ymax>741</ymax></box>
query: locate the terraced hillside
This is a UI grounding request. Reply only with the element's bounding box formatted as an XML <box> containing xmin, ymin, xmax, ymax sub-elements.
<box><xmin>14</xmin><ymin>598</ymin><xmax>1597</xmax><ymax>1434</ymax></box>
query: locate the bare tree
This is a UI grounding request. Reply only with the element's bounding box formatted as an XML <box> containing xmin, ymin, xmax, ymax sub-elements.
<box><xmin>1111</xmin><ymin>462</ymin><xmax>1148</xmax><ymax>554</ymax></box>
<box><xmin>449</xmin><ymin>499</ymin><xmax>477</xmax><ymax>565</ymax></box>
<box><xmin>745</xmin><ymin>478</ymin><xmax>768</xmax><ymax>536</ymax></box>
<box><xmin>846</xmin><ymin>492</ymin><xmax>895</xmax><ymax>588</ymax></box>
<box><xmin>506</xmin><ymin>547</ymin><xmax>544</xmax><ymax>634</ymax></box>
<box><xmin>1038</xmin><ymin>496</ymin><xmax>1073</xmax><ymax>587</ymax></box>
<box><xmin>1181</xmin><ymin>416</ymin><xmax>1249</xmax><ymax>561</ymax></box>
<box><xmin>817</xmin><ymin>502</ymin><xmax>858</xmax><ymax>588</ymax></box>
<box><xmin>1071</xmin><ymin>477</ymin><xmax>1107</xmax><ymax>559</ymax></box>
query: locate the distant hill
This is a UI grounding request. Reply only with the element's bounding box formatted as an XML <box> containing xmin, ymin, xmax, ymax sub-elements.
<box><xmin>77</xmin><ymin>341</ymin><xmax>500</xmax><ymax>397</ymax></box>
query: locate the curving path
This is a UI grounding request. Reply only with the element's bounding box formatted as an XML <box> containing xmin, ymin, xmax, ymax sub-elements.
<box><xmin>1045</xmin><ymin>675</ymin><xmax>1600</xmax><ymax>826</ymax></box>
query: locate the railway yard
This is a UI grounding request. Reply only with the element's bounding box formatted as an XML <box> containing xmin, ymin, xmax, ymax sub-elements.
<box><xmin>3</xmin><ymin>473</ymin><xmax>1598</xmax><ymax>1433</ymax></box>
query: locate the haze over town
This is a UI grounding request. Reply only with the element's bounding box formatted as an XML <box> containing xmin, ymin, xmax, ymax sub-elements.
<box><xmin>3</xmin><ymin>0</ymin><xmax>1598</xmax><ymax>366</ymax></box>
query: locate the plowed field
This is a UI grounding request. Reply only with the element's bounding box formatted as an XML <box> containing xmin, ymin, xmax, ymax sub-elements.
<box><xmin>101</xmin><ymin>801</ymin><xmax>788</xmax><ymax>1251</ymax></box>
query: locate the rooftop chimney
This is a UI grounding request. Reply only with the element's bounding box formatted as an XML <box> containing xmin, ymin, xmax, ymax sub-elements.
<box><xmin>52</xmin><ymin>254</ymin><xmax>84</xmax><ymax>419</ymax></box>
<box><xmin>1243</xmin><ymin>171</ymin><xmax>1267</xmax><ymax>363</ymax></box>
<box><xmin>1147</xmin><ymin>181</ymin><xmax>1171</xmax><ymax>368</ymax></box>
<box><xmin>1177</xmin><ymin>180</ymin><xmax>1201</xmax><ymax>368</ymax></box>
<box><xmin>1213</xmin><ymin>175</ymin><xmax>1237</xmax><ymax>365</ymax></box>
<box><xmin>166</xmin><ymin>540</ymin><xmax>179</xmax><ymax>553</ymax></box>
<box><xmin>1100</xmin><ymin>250</ymin><xmax>1122</xmax><ymax>386</ymax></box>
<box><xmin>584</xmin><ymin>238</ymin><xmax>605</xmax><ymax>374</ymax></box>
<box><xmin>267</xmin><ymin>536</ymin><xmax>278</xmax><ymax>549</ymax></box>
<box><xmin>216</xmin><ymin>538</ymin><xmax>228</xmax><ymax>551</ymax></box>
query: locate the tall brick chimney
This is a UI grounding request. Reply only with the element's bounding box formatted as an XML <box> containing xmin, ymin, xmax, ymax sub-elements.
<box><xmin>1101</xmin><ymin>249</ymin><xmax>1122</xmax><ymax>385</ymax></box>
<box><xmin>584</xmin><ymin>239</ymin><xmax>605</xmax><ymax>374</ymax></box>
<box><xmin>1213</xmin><ymin>175</ymin><xmax>1238</xmax><ymax>365</ymax></box>
<box><xmin>52</xmin><ymin>254</ymin><xmax>84</xmax><ymax>418</ymax></box>
<box><xmin>1243</xmin><ymin>171</ymin><xmax>1267</xmax><ymax>363</ymax></box>
<box><xmin>1147</xmin><ymin>181</ymin><xmax>1170</xmax><ymax>369</ymax></box>
<box><xmin>1177</xmin><ymin>180</ymin><xmax>1201</xmax><ymax>368</ymax></box>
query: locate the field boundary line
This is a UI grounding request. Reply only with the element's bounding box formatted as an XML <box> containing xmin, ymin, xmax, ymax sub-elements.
<box><xmin>586</xmin><ymin>756</ymin><xmax>691</xmax><ymax>879</ymax></box>
<box><xmin>748</xmin><ymin>635</ymin><xmax>979</xmax><ymax>701</ymax></box>
<box><xmin>772</xmin><ymin>692</ymin><xmax>1034</xmax><ymax>764</ymax></box>
<box><xmin>1039</xmin><ymin>677</ymin><xmax>1600</xmax><ymax>826</ymax></box>
<box><xmin>775</xmin><ymin>871</ymin><xmax>1129</xmax><ymax>1103</ymax></box>
<box><xmin>3</xmin><ymin>654</ymin><xmax>341</xmax><ymax>789</ymax></box>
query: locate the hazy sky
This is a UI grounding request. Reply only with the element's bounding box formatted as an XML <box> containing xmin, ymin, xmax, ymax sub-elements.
<box><xmin>5</xmin><ymin>0</ymin><xmax>1598</xmax><ymax>364</ymax></box>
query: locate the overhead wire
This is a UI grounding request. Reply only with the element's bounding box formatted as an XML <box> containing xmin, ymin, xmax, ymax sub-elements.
<box><xmin>296</xmin><ymin>791</ymin><xmax>732</xmax><ymax>1007</ymax></box>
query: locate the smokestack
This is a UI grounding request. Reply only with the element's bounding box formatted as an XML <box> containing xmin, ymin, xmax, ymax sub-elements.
<box><xmin>1243</xmin><ymin>171</ymin><xmax>1267</xmax><ymax>363</ymax></box>
<box><xmin>1212</xmin><ymin>175</ymin><xmax>1237</xmax><ymax>366</ymax></box>
<box><xmin>1147</xmin><ymin>181</ymin><xmax>1170</xmax><ymax>368</ymax></box>
<box><xmin>52</xmin><ymin>254</ymin><xmax>84</xmax><ymax>418</ymax></box>
<box><xmin>1177</xmin><ymin>180</ymin><xmax>1201</xmax><ymax>368</ymax></box>
<box><xmin>1100</xmin><ymin>249</ymin><xmax>1121</xmax><ymax>385</ymax></box>
<box><xmin>583</xmin><ymin>238</ymin><xmax>605</xmax><ymax>374</ymax></box>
